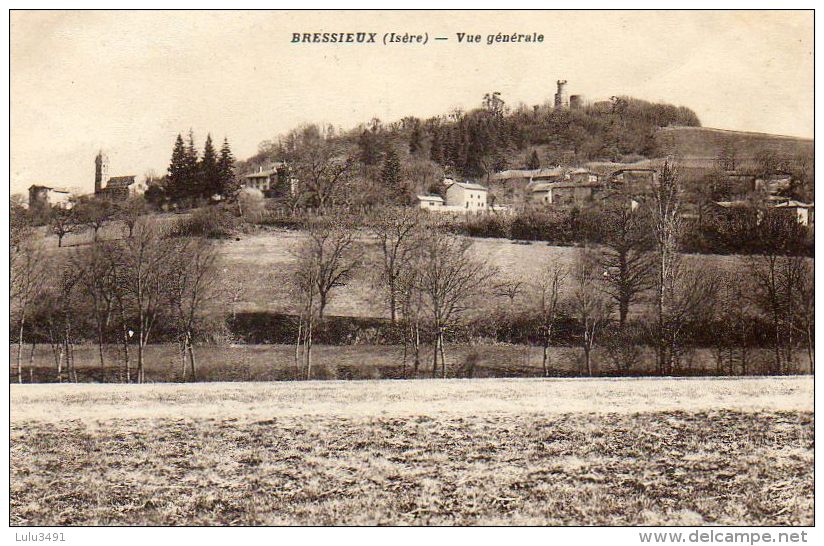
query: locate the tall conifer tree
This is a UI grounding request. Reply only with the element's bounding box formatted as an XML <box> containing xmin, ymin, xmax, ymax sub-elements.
<box><xmin>217</xmin><ymin>137</ymin><xmax>237</xmax><ymax>198</ymax></box>
<box><xmin>167</xmin><ymin>134</ymin><xmax>187</xmax><ymax>204</ymax></box>
<box><xmin>200</xmin><ymin>133</ymin><xmax>219</xmax><ymax>199</ymax></box>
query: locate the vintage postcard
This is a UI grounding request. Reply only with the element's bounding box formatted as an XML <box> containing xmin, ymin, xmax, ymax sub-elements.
<box><xmin>7</xmin><ymin>8</ymin><xmax>814</xmax><ymax>535</ymax></box>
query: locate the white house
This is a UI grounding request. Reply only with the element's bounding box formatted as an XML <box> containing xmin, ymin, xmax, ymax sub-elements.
<box><xmin>417</xmin><ymin>194</ymin><xmax>445</xmax><ymax>209</ymax></box>
<box><xmin>445</xmin><ymin>181</ymin><xmax>488</xmax><ymax>211</ymax></box>
<box><xmin>244</xmin><ymin>164</ymin><xmax>283</xmax><ymax>192</ymax></box>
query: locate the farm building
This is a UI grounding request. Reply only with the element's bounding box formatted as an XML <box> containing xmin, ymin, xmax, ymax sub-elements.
<box><xmin>771</xmin><ymin>199</ymin><xmax>814</xmax><ymax>227</ymax></box>
<box><xmin>529</xmin><ymin>180</ymin><xmax>603</xmax><ymax>206</ymax></box>
<box><xmin>28</xmin><ymin>185</ymin><xmax>73</xmax><ymax>209</ymax></box>
<box><xmin>609</xmin><ymin>168</ymin><xmax>657</xmax><ymax>194</ymax></box>
<box><xmin>417</xmin><ymin>194</ymin><xmax>445</xmax><ymax>209</ymax></box>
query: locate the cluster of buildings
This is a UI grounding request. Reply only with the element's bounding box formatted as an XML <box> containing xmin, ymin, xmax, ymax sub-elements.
<box><xmin>27</xmin><ymin>151</ymin><xmax>146</xmax><ymax>210</ymax></box>
<box><xmin>416</xmin><ymin>167</ymin><xmax>654</xmax><ymax>214</ymax></box>
<box><xmin>415</xmin><ymin>165</ymin><xmax>814</xmax><ymax>227</ymax></box>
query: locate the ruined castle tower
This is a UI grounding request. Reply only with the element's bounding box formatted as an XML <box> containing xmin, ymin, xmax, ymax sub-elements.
<box><xmin>569</xmin><ymin>94</ymin><xmax>586</xmax><ymax>109</ymax></box>
<box><xmin>554</xmin><ymin>80</ymin><xmax>569</xmax><ymax>109</ymax></box>
<box><xmin>94</xmin><ymin>150</ymin><xmax>109</xmax><ymax>194</ymax></box>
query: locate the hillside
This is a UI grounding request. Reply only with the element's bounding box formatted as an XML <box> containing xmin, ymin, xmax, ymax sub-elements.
<box><xmin>654</xmin><ymin>126</ymin><xmax>813</xmax><ymax>167</ymax></box>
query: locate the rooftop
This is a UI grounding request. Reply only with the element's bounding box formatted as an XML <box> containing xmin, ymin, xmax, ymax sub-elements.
<box><xmin>448</xmin><ymin>181</ymin><xmax>488</xmax><ymax>191</ymax></box>
<box><xmin>417</xmin><ymin>194</ymin><xmax>444</xmax><ymax>202</ymax></box>
<box><xmin>105</xmin><ymin>176</ymin><xmax>137</xmax><ymax>188</ymax></box>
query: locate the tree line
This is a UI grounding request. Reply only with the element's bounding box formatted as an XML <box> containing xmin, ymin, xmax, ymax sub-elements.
<box><xmin>11</xmin><ymin>217</ymin><xmax>220</xmax><ymax>384</ymax></box>
<box><xmin>10</xmin><ymin>161</ymin><xmax>814</xmax><ymax>382</ymax></box>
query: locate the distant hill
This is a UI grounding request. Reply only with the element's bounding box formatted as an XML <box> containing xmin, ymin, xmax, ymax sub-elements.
<box><xmin>654</xmin><ymin>126</ymin><xmax>813</xmax><ymax>170</ymax></box>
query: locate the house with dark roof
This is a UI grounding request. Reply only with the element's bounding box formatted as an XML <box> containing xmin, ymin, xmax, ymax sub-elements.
<box><xmin>243</xmin><ymin>162</ymin><xmax>290</xmax><ymax>197</ymax></box>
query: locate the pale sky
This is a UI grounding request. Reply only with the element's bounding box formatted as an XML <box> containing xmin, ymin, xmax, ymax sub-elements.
<box><xmin>10</xmin><ymin>10</ymin><xmax>813</xmax><ymax>195</ymax></box>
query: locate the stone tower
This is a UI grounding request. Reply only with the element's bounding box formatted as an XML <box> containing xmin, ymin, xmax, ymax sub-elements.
<box><xmin>554</xmin><ymin>80</ymin><xmax>569</xmax><ymax>109</ymax></box>
<box><xmin>94</xmin><ymin>150</ymin><xmax>109</xmax><ymax>194</ymax></box>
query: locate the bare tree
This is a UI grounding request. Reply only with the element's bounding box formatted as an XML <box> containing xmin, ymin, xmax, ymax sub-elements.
<box><xmin>167</xmin><ymin>238</ymin><xmax>220</xmax><ymax>381</ymax></box>
<box><xmin>416</xmin><ymin>231</ymin><xmax>497</xmax><ymax>378</ymax></box>
<box><xmin>117</xmin><ymin>196</ymin><xmax>149</xmax><ymax>238</ymax></box>
<box><xmin>76</xmin><ymin>198</ymin><xmax>117</xmax><ymax>242</ymax></box>
<box><xmin>295</xmin><ymin>217</ymin><xmax>362</xmax><ymax>320</ymax></box>
<box><xmin>72</xmin><ymin>245</ymin><xmax>117</xmax><ymax>374</ymax></box>
<box><xmin>49</xmin><ymin>206</ymin><xmax>80</xmax><ymax>248</ymax></box>
<box><xmin>791</xmin><ymin>259</ymin><xmax>814</xmax><ymax>374</ymax></box>
<box><xmin>570</xmin><ymin>247</ymin><xmax>612</xmax><ymax>376</ymax></box>
<box><xmin>119</xmin><ymin>218</ymin><xmax>176</xmax><ymax>383</ymax></box>
<box><xmin>291</xmin><ymin>258</ymin><xmax>320</xmax><ymax>380</ymax></box>
<box><xmin>597</xmin><ymin>202</ymin><xmax>655</xmax><ymax>328</ymax></box>
<box><xmin>661</xmin><ymin>260</ymin><xmax>720</xmax><ymax>373</ymax></box>
<box><xmin>745</xmin><ymin>213</ymin><xmax>811</xmax><ymax>374</ymax></box>
<box><xmin>397</xmin><ymin>262</ymin><xmax>426</xmax><ymax>377</ymax></box>
<box><xmin>285</xmin><ymin>125</ymin><xmax>357</xmax><ymax>213</ymax></box>
<box><xmin>371</xmin><ymin>207</ymin><xmax>422</xmax><ymax>324</ymax></box>
<box><xmin>648</xmin><ymin>159</ymin><xmax>682</xmax><ymax>375</ymax></box>
<box><xmin>531</xmin><ymin>262</ymin><xmax>565</xmax><ymax>377</ymax></box>
<box><xmin>11</xmin><ymin>235</ymin><xmax>47</xmax><ymax>383</ymax></box>
<box><xmin>713</xmin><ymin>273</ymin><xmax>755</xmax><ymax>375</ymax></box>
<box><xmin>291</xmin><ymin>217</ymin><xmax>361</xmax><ymax>379</ymax></box>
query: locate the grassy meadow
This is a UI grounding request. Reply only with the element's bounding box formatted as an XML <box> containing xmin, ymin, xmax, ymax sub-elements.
<box><xmin>10</xmin><ymin>377</ymin><xmax>813</xmax><ymax>526</ymax></box>
<box><xmin>37</xmin><ymin>221</ymin><xmax>747</xmax><ymax>319</ymax></box>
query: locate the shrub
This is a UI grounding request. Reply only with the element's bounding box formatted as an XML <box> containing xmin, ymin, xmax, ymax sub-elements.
<box><xmin>171</xmin><ymin>206</ymin><xmax>235</xmax><ymax>239</ymax></box>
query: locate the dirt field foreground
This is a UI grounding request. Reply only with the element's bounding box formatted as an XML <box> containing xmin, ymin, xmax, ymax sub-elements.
<box><xmin>11</xmin><ymin>377</ymin><xmax>813</xmax><ymax>526</ymax></box>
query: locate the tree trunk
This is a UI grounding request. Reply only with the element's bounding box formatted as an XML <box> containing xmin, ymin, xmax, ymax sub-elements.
<box><xmin>542</xmin><ymin>341</ymin><xmax>549</xmax><ymax>377</ymax></box>
<box><xmin>295</xmin><ymin>317</ymin><xmax>303</xmax><ymax>379</ymax></box>
<box><xmin>619</xmin><ymin>299</ymin><xmax>629</xmax><ymax>329</ymax></box>
<box><xmin>180</xmin><ymin>337</ymin><xmax>188</xmax><ymax>380</ymax></box>
<box><xmin>17</xmin><ymin>319</ymin><xmax>25</xmax><ymax>384</ymax></box>
<box><xmin>122</xmin><ymin>323</ymin><xmax>131</xmax><ymax>384</ymax></box>
<box><xmin>432</xmin><ymin>335</ymin><xmax>439</xmax><ymax>378</ymax></box>
<box><xmin>137</xmin><ymin>341</ymin><xmax>145</xmax><ymax>384</ymax></box>
<box><xmin>28</xmin><ymin>342</ymin><xmax>37</xmax><ymax>384</ymax></box>
<box><xmin>413</xmin><ymin>322</ymin><xmax>420</xmax><ymax>376</ymax></box>
<box><xmin>439</xmin><ymin>332</ymin><xmax>447</xmax><ymax>379</ymax></box>
<box><xmin>98</xmin><ymin>329</ymin><xmax>106</xmax><ymax>375</ymax></box>
<box><xmin>187</xmin><ymin>333</ymin><xmax>197</xmax><ymax>382</ymax></box>
<box><xmin>401</xmin><ymin>326</ymin><xmax>408</xmax><ymax>378</ymax></box>
<box><xmin>305</xmin><ymin>320</ymin><xmax>313</xmax><ymax>380</ymax></box>
<box><xmin>806</xmin><ymin>326</ymin><xmax>814</xmax><ymax>374</ymax></box>
<box><xmin>52</xmin><ymin>342</ymin><xmax>63</xmax><ymax>383</ymax></box>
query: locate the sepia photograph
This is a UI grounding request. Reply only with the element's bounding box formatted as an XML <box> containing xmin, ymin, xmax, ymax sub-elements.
<box><xmin>7</xmin><ymin>8</ymin><xmax>815</xmax><ymax>533</ymax></box>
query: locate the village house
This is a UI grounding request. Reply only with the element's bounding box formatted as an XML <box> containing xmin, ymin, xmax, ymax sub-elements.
<box><xmin>28</xmin><ymin>184</ymin><xmax>73</xmax><ymax>209</ymax></box>
<box><xmin>608</xmin><ymin>168</ymin><xmax>657</xmax><ymax>194</ymax></box>
<box><xmin>755</xmin><ymin>172</ymin><xmax>793</xmax><ymax>195</ymax></box>
<box><xmin>243</xmin><ymin>162</ymin><xmax>289</xmax><ymax>196</ymax></box>
<box><xmin>770</xmin><ymin>199</ymin><xmax>814</xmax><ymax>227</ymax></box>
<box><xmin>712</xmin><ymin>197</ymin><xmax>814</xmax><ymax>227</ymax></box>
<box><xmin>529</xmin><ymin>180</ymin><xmax>602</xmax><ymax>207</ymax></box>
<box><xmin>417</xmin><ymin>194</ymin><xmax>445</xmax><ymax>209</ymax></box>
<box><xmin>445</xmin><ymin>181</ymin><xmax>488</xmax><ymax>211</ymax></box>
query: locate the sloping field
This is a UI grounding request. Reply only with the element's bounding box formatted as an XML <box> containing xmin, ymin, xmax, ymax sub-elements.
<box><xmin>655</xmin><ymin>126</ymin><xmax>813</xmax><ymax>162</ymax></box>
<box><xmin>11</xmin><ymin>377</ymin><xmax>813</xmax><ymax>525</ymax></box>
<box><xmin>216</xmin><ymin>230</ymin><xmax>743</xmax><ymax>318</ymax></box>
